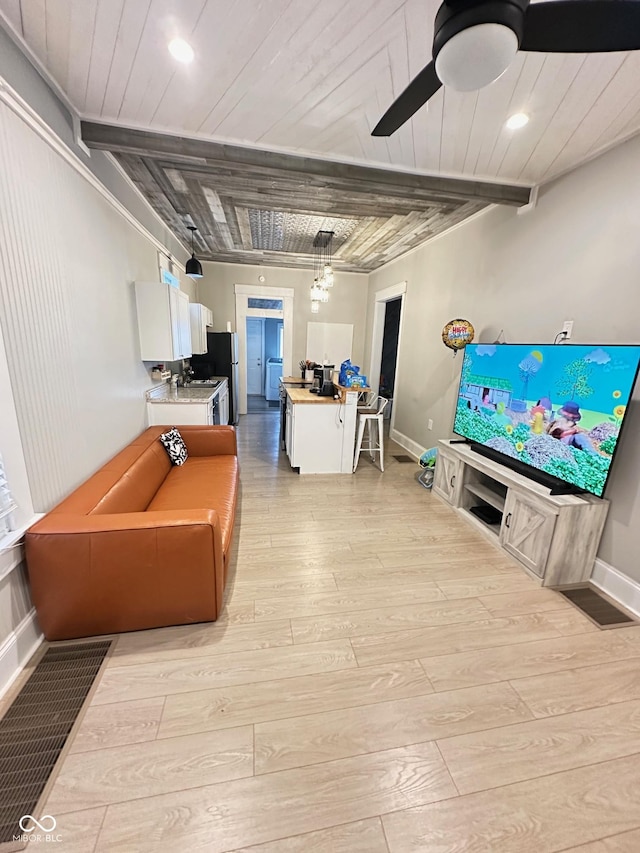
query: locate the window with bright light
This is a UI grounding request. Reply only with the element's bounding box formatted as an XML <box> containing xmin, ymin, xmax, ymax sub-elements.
<box><xmin>248</xmin><ymin>298</ymin><xmax>283</xmax><ymax>310</ymax></box>
<box><xmin>0</xmin><ymin>453</ymin><xmax>17</xmax><ymax>538</ymax></box>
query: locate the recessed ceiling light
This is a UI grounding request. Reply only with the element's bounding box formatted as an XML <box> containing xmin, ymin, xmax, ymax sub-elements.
<box><xmin>506</xmin><ymin>112</ymin><xmax>529</xmax><ymax>130</ymax></box>
<box><xmin>168</xmin><ymin>38</ymin><xmax>194</xmax><ymax>64</ymax></box>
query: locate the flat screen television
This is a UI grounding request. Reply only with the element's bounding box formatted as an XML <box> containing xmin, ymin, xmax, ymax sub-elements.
<box><xmin>453</xmin><ymin>344</ymin><xmax>640</xmax><ymax>497</ymax></box>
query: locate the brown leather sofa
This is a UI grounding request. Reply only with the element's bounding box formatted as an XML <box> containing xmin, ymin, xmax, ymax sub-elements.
<box><xmin>25</xmin><ymin>425</ymin><xmax>239</xmax><ymax>641</ymax></box>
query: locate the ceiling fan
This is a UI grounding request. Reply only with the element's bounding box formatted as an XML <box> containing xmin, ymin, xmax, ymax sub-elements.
<box><xmin>372</xmin><ymin>0</ymin><xmax>640</xmax><ymax>136</ymax></box>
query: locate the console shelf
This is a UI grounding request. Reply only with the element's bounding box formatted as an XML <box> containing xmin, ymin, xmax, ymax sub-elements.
<box><xmin>433</xmin><ymin>439</ymin><xmax>609</xmax><ymax>587</ymax></box>
<box><xmin>464</xmin><ymin>482</ymin><xmax>506</xmax><ymax>513</ymax></box>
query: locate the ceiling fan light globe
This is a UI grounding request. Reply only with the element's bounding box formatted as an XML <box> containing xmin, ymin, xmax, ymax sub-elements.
<box><xmin>435</xmin><ymin>23</ymin><xmax>518</xmax><ymax>92</ymax></box>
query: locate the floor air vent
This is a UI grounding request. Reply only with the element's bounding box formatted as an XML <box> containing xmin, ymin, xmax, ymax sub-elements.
<box><xmin>560</xmin><ymin>586</ymin><xmax>636</xmax><ymax>628</ymax></box>
<box><xmin>0</xmin><ymin>640</ymin><xmax>111</xmax><ymax>845</ymax></box>
<box><xmin>393</xmin><ymin>455</ymin><xmax>414</xmax><ymax>463</ymax></box>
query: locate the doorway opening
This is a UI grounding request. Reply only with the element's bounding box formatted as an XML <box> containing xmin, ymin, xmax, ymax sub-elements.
<box><xmin>246</xmin><ymin>316</ymin><xmax>284</xmax><ymax>414</ymax></box>
<box><xmin>379</xmin><ymin>297</ymin><xmax>402</xmax><ymax>404</ymax></box>
<box><xmin>369</xmin><ymin>281</ymin><xmax>406</xmax><ymax>434</ymax></box>
<box><xmin>235</xmin><ymin>285</ymin><xmax>294</xmax><ymax>416</ymax></box>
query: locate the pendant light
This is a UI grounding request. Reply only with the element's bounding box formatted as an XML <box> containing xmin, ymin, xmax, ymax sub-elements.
<box><xmin>309</xmin><ymin>230</ymin><xmax>335</xmax><ymax>311</ymax></box>
<box><xmin>185</xmin><ymin>225</ymin><xmax>203</xmax><ymax>279</ymax></box>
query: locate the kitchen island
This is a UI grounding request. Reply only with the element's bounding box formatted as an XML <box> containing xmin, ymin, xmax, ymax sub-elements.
<box><xmin>285</xmin><ymin>384</ymin><xmax>363</xmax><ymax>474</ymax></box>
<box><xmin>146</xmin><ymin>378</ymin><xmax>229</xmax><ymax>426</ymax></box>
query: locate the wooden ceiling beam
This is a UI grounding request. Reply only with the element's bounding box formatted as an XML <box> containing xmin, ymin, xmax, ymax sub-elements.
<box><xmin>81</xmin><ymin>122</ymin><xmax>531</xmax><ymax>207</ymax></box>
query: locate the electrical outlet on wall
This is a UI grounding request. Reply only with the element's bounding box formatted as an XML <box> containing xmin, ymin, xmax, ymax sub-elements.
<box><xmin>562</xmin><ymin>320</ymin><xmax>574</xmax><ymax>339</ymax></box>
<box><xmin>428</xmin><ymin>419</ymin><xmax>433</xmax><ymax>430</ymax></box>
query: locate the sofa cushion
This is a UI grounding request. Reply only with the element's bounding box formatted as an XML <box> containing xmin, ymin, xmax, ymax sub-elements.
<box><xmin>147</xmin><ymin>455</ymin><xmax>238</xmax><ymax>554</ymax></box>
<box><xmin>91</xmin><ymin>440</ymin><xmax>171</xmax><ymax>515</ymax></box>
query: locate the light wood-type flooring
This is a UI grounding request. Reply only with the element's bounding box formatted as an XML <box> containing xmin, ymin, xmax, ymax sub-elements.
<box><xmin>31</xmin><ymin>412</ymin><xmax>640</xmax><ymax>852</ymax></box>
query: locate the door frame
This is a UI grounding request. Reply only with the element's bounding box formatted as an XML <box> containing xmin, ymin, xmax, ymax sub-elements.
<box><xmin>235</xmin><ymin>284</ymin><xmax>294</xmax><ymax>416</ymax></box>
<box><xmin>246</xmin><ymin>317</ymin><xmax>266</xmax><ymax>396</ymax></box>
<box><xmin>368</xmin><ymin>280</ymin><xmax>406</xmax><ymax>433</ymax></box>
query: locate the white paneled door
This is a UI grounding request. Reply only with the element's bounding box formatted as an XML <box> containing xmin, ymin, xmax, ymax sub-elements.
<box><xmin>246</xmin><ymin>318</ymin><xmax>264</xmax><ymax>396</ymax></box>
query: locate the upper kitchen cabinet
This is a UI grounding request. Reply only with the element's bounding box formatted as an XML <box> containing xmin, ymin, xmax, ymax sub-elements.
<box><xmin>189</xmin><ymin>304</ymin><xmax>213</xmax><ymax>354</ymax></box>
<box><xmin>134</xmin><ymin>282</ymin><xmax>192</xmax><ymax>361</ymax></box>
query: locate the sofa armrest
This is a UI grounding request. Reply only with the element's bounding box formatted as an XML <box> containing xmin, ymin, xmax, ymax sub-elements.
<box><xmin>28</xmin><ymin>509</ymin><xmax>220</xmax><ymax>535</ymax></box>
<box><xmin>26</xmin><ymin>510</ymin><xmax>225</xmax><ymax>640</ymax></box>
<box><xmin>178</xmin><ymin>425</ymin><xmax>237</xmax><ymax>457</ymax></box>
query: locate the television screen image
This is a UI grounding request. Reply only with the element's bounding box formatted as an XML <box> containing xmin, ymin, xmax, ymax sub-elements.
<box><xmin>453</xmin><ymin>344</ymin><xmax>640</xmax><ymax>498</ymax></box>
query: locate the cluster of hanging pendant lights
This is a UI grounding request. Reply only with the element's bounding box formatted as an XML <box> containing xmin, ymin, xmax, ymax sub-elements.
<box><xmin>310</xmin><ymin>230</ymin><xmax>334</xmax><ymax>314</ymax></box>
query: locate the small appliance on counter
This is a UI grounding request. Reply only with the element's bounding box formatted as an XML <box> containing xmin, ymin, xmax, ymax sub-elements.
<box><xmin>309</xmin><ymin>364</ymin><xmax>336</xmax><ymax>397</ymax></box>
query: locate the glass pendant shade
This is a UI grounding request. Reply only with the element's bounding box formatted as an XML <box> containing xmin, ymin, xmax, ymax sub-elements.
<box><xmin>310</xmin><ymin>280</ymin><xmax>324</xmax><ymax>301</ymax></box>
<box><xmin>318</xmin><ymin>287</ymin><xmax>329</xmax><ymax>303</ymax></box>
<box><xmin>323</xmin><ymin>264</ymin><xmax>334</xmax><ymax>286</ymax></box>
<box><xmin>311</xmin><ymin>300</ymin><xmax>320</xmax><ymax>314</ymax></box>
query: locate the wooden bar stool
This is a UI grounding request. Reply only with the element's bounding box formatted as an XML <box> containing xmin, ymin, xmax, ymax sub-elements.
<box><xmin>353</xmin><ymin>396</ymin><xmax>388</xmax><ymax>472</ymax></box>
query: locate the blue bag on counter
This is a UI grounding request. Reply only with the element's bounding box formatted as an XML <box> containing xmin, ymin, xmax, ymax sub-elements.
<box><xmin>339</xmin><ymin>359</ymin><xmax>361</xmax><ymax>386</ymax></box>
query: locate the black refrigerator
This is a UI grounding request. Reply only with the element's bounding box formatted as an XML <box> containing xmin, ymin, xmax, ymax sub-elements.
<box><xmin>190</xmin><ymin>332</ymin><xmax>239</xmax><ymax>425</ymax></box>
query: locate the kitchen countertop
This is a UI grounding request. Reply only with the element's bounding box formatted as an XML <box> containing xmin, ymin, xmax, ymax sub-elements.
<box><xmin>147</xmin><ymin>377</ymin><xmax>227</xmax><ymax>404</ymax></box>
<box><xmin>280</xmin><ymin>376</ymin><xmax>314</xmax><ymax>385</ymax></box>
<box><xmin>286</xmin><ymin>383</ymin><xmax>371</xmax><ymax>405</ymax></box>
<box><xmin>286</xmin><ymin>387</ymin><xmax>340</xmax><ymax>405</ymax></box>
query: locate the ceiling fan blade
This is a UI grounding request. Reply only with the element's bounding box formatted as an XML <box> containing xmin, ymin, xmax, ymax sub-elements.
<box><xmin>521</xmin><ymin>0</ymin><xmax>640</xmax><ymax>53</ymax></box>
<box><xmin>372</xmin><ymin>62</ymin><xmax>442</xmax><ymax>136</ymax></box>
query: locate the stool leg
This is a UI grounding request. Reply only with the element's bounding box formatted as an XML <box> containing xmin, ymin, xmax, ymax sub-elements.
<box><xmin>378</xmin><ymin>414</ymin><xmax>385</xmax><ymax>472</ymax></box>
<box><xmin>353</xmin><ymin>417</ymin><xmax>366</xmax><ymax>472</ymax></box>
<box><xmin>367</xmin><ymin>418</ymin><xmax>374</xmax><ymax>459</ymax></box>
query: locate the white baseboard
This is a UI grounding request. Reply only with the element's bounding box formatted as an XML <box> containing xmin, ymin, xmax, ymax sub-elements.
<box><xmin>0</xmin><ymin>608</ymin><xmax>43</xmax><ymax>699</ymax></box>
<box><xmin>389</xmin><ymin>428</ymin><xmax>426</xmax><ymax>461</ymax></box>
<box><xmin>590</xmin><ymin>558</ymin><xmax>640</xmax><ymax>619</ymax></box>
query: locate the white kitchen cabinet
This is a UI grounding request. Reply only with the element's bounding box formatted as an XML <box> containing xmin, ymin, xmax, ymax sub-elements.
<box><xmin>146</xmin><ymin>379</ymin><xmax>228</xmax><ymax>427</ymax></box>
<box><xmin>284</xmin><ymin>390</ymin><xmax>359</xmax><ymax>474</ymax></box>
<box><xmin>218</xmin><ymin>383</ymin><xmax>230</xmax><ymax>426</ymax></box>
<box><xmin>148</xmin><ymin>401</ymin><xmax>210</xmax><ymax>426</ymax></box>
<box><xmin>135</xmin><ymin>281</ymin><xmax>192</xmax><ymax>361</ymax></box>
<box><xmin>189</xmin><ymin>304</ymin><xmax>213</xmax><ymax>354</ymax></box>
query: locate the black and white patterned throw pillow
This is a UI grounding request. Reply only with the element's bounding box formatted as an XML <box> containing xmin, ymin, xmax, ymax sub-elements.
<box><xmin>159</xmin><ymin>427</ymin><xmax>188</xmax><ymax>466</ymax></box>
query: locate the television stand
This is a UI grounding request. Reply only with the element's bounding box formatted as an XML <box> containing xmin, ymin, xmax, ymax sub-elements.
<box><xmin>432</xmin><ymin>439</ymin><xmax>609</xmax><ymax>586</ymax></box>
<box><xmin>468</xmin><ymin>441</ymin><xmax>586</xmax><ymax>495</ymax></box>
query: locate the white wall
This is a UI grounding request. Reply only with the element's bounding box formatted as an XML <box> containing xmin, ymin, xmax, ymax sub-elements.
<box><xmin>365</xmin><ymin>132</ymin><xmax>640</xmax><ymax>583</ymax></box>
<box><xmin>198</xmin><ymin>261</ymin><xmax>369</xmax><ymax>369</ymax></box>
<box><xmin>0</xmin><ymin>76</ymin><xmax>193</xmax><ymax>689</ymax></box>
<box><xmin>0</xmin><ymin>98</ymin><xmax>195</xmax><ymax>512</ymax></box>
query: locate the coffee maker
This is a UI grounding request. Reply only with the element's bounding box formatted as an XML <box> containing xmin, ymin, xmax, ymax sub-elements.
<box><xmin>312</xmin><ymin>365</ymin><xmax>335</xmax><ymax>396</ymax></box>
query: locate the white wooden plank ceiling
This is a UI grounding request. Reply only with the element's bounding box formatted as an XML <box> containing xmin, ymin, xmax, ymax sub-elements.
<box><xmin>2</xmin><ymin>0</ymin><xmax>640</xmax><ymax>186</ymax></box>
